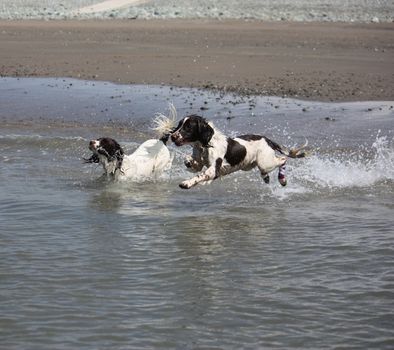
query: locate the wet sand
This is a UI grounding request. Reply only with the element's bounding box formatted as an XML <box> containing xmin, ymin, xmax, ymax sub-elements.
<box><xmin>0</xmin><ymin>20</ymin><xmax>393</xmax><ymax>101</ymax></box>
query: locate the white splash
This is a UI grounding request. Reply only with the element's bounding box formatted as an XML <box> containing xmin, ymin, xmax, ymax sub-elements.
<box><xmin>291</xmin><ymin>135</ymin><xmax>394</xmax><ymax>189</ymax></box>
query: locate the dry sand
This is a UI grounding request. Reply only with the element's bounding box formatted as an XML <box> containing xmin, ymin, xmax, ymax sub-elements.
<box><xmin>0</xmin><ymin>19</ymin><xmax>393</xmax><ymax>101</ymax></box>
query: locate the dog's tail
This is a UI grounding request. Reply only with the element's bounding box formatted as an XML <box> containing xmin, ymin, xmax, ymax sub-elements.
<box><xmin>286</xmin><ymin>139</ymin><xmax>309</xmax><ymax>158</ymax></box>
<box><xmin>265</xmin><ymin>137</ymin><xmax>309</xmax><ymax>159</ymax></box>
<box><xmin>151</xmin><ymin>103</ymin><xmax>178</xmax><ymax>144</ymax></box>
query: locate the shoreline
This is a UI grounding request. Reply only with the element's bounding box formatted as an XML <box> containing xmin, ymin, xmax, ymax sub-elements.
<box><xmin>1</xmin><ymin>19</ymin><xmax>393</xmax><ymax>102</ymax></box>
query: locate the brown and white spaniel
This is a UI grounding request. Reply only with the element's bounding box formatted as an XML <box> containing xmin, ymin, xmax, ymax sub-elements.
<box><xmin>171</xmin><ymin>115</ymin><xmax>308</xmax><ymax>189</ymax></box>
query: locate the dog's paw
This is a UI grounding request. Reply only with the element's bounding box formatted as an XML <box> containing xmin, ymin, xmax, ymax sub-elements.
<box><xmin>278</xmin><ymin>177</ymin><xmax>287</xmax><ymax>187</ymax></box>
<box><xmin>179</xmin><ymin>181</ymin><xmax>192</xmax><ymax>189</ymax></box>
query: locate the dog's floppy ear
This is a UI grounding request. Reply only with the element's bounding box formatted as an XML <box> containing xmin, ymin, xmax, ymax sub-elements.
<box><xmin>172</xmin><ymin>119</ymin><xmax>184</xmax><ymax>133</ymax></box>
<box><xmin>198</xmin><ymin>118</ymin><xmax>214</xmax><ymax>147</ymax></box>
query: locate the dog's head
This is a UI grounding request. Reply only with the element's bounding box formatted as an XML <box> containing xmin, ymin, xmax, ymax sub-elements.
<box><xmin>171</xmin><ymin>115</ymin><xmax>214</xmax><ymax>147</ymax></box>
<box><xmin>89</xmin><ymin>137</ymin><xmax>124</xmax><ymax>159</ymax></box>
<box><xmin>86</xmin><ymin>137</ymin><xmax>124</xmax><ymax>175</ymax></box>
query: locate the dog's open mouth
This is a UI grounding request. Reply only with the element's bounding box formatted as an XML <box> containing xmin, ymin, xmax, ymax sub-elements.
<box><xmin>171</xmin><ymin>133</ymin><xmax>187</xmax><ymax>147</ymax></box>
<box><xmin>172</xmin><ymin>137</ymin><xmax>190</xmax><ymax>147</ymax></box>
<box><xmin>174</xmin><ymin>139</ymin><xmax>186</xmax><ymax>147</ymax></box>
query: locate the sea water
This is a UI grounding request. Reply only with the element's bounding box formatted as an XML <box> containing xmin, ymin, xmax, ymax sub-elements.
<box><xmin>1</xmin><ymin>78</ymin><xmax>393</xmax><ymax>349</ymax></box>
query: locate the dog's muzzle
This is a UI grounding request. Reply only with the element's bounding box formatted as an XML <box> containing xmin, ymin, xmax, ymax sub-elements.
<box><xmin>171</xmin><ymin>132</ymin><xmax>184</xmax><ymax>146</ymax></box>
<box><xmin>171</xmin><ymin>131</ymin><xmax>187</xmax><ymax>147</ymax></box>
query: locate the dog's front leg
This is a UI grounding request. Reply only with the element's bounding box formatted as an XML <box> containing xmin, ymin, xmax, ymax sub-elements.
<box><xmin>184</xmin><ymin>146</ymin><xmax>205</xmax><ymax>172</ymax></box>
<box><xmin>184</xmin><ymin>155</ymin><xmax>204</xmax><ymax>172</ymax></box>
<box><xmin>180</xmin><ymin>167</ymin><xmax>215</xmax><ymax>189</ymax></box>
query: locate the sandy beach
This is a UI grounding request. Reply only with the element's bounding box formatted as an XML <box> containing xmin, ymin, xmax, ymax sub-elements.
<box><xmin>1</xmin><ymin>19</ymin><xmax>393</xmax><ymax>101</ymax></box>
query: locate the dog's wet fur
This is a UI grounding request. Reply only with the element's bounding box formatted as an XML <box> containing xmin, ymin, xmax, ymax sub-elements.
<box><xmin>171</xmin><ymin>115</ymin><xmax>307</xmax><ymax>189</ymax></box>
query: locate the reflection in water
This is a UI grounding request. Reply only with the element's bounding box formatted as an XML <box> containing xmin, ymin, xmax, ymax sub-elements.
<box><xmin>88</xmin><ymin>181</ymin><xmax>174</xmax><ymax>218</ymax></box>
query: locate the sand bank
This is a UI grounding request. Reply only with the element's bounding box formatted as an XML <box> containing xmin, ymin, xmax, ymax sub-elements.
<box><xmin>0</xmin><ymin>20</ymin><xmax>393</xmax><ymax>101</ymax></box>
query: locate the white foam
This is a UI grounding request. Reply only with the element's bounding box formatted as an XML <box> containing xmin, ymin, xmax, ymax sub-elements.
<box><xmin>291</xmin><ymin>135</ymin><xmax>394</xmax><ymax>189</ymax></box>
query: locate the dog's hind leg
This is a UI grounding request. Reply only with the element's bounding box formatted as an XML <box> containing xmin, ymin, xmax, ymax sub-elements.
<box><xmin>259</xmin><ymin>170</ymin><xmax>270</xmax><ymax>184</ymax></box>
<box><xmin>278</xmin><ymin>161</ymin><xmax>287</xmax><ymax>186</ymax></box>
<box><xmin>257</xmin><ymin>152</ymin><xmax>287</xmax><ymax>184</ymax></box>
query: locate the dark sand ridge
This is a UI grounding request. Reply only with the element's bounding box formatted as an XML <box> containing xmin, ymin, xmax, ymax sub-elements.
<box><xmin>0</xmin><ymin>20</ymin><xmax>393</xmax><ymax>101</ymax></box>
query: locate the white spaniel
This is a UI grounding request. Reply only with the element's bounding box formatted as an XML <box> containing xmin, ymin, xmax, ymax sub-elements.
<box><xmin>84</xmin><ymin>105</ymin><xmax>177</xmax><ymax>181</ymax></box>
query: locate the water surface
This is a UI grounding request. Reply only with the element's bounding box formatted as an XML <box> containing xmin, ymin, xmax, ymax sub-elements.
<box><xmin>1</xmin><ymin>78</ymin><xmax>393</xmax><ymax>349</ymax></box>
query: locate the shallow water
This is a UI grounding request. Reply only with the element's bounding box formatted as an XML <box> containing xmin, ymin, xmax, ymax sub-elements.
<box><xmin>1</xmin><ymin>77</ymin><xmax>394</xmax><ymax>349</ymax></box>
